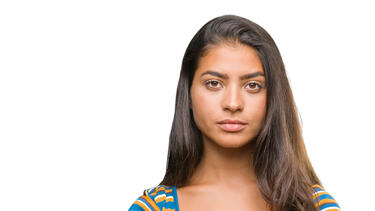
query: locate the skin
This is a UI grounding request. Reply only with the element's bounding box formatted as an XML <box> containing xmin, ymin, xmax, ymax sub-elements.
<box><xmin>177</xmin><ymin>42</ymin><xmax>270</xmax><ymax>211</ymax></box>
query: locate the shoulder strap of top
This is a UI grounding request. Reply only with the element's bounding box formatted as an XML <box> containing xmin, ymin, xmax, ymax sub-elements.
<box><xmin>312</xmin><ymin>184</ymin><xmax>341</xmax><ymax>210</ymax></box>
<box><xmin>129</xmin><ymin>185</ymin><xmax>177</xmax><ymax>211</ymax></box>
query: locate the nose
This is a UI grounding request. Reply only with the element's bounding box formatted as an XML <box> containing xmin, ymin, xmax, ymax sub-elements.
<box><xmin>222</xmin><ymin>84</ymin><xmax>244</xmax><ymax>112</ymax></box>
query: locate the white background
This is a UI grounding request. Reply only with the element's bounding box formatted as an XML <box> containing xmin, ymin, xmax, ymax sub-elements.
<box><xmin>1</xmin><ymin>0</ymin><xmax>374</xmax><ymax>210</ymax></box>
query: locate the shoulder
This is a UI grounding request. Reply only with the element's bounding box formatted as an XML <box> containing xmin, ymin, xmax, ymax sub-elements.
<box><xmin>128</xmin><ymin>184</ymin><xmax>178</xmax><ymax>211</ymax></box>
<box><xmin>312</xmin><ymin>184</ymin><xmax>341</xmax><ymax>210</ymax></box>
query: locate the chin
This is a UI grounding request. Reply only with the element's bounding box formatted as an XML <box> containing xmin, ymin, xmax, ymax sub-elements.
<box><xmin>219</xmin><ymin>143</ymin><xmax>247</xmax><ymax>149</ymax></box>
<box><xmin>214</xmin><ymin>136</ymin><xmax>252</xmax><ymax>149</ymax></box>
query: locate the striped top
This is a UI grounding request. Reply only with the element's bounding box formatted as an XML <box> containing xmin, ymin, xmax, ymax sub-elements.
<box><xmin>129</xmin><ymin>184</ymin><xmax>340</xmax><ymax>211</ymax></box>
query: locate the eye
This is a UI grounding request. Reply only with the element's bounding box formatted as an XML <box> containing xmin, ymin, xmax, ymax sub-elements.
<box><xmin>204</xmin><ymin>80</ymin><xmax>222</xmax><ymax>89</ymax></box>
<box><xmin>245</xmin><ymin>81</ymin><xmax>262</xmax><ymax>91</ymax></box>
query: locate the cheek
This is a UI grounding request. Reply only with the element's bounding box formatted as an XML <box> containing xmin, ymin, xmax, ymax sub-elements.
<box><xmin>245</xmin><ymin>94</ymin><xmax>267</xmax><ymax>123</ymax></box>
<box><xmin>191</xmin><ymin>89</ymin><xmax>218</xmax><ymax>127</ymax></box>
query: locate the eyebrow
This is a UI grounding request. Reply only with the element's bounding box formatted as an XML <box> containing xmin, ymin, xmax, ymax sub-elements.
<box><xmin>200</xmin><ymin>70</ymin><xmax>265</xmax><ymax>80</ymax></box>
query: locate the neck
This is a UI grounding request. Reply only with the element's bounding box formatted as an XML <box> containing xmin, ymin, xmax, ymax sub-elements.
<box><xmin>188</xmin><ymin>135</ymin><xmax>257</xmax><ymax>188</ymax></box>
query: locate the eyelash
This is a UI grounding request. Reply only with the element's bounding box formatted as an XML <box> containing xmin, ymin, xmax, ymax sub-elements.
<box><xmin>204</xmin><ymin>80</ymin><xmax>263</xmax><ymax>91</ymax></box>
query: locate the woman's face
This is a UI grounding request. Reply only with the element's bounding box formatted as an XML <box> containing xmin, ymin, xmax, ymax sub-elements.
<box><xmin>190</xmin><ymin>43</ymin><xmax>267</xmax><ymax>148</ymax></box>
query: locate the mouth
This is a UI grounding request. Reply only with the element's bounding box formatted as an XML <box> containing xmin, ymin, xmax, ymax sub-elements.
<box><xmin>217</xmin><ymin>119</ymin><xmax>247</xmax><ymax>132</ymax></box>
<box><xmin>218</xmin><ymin>123</ymin><xmax>246</xmax><ymax>132</ymax></box>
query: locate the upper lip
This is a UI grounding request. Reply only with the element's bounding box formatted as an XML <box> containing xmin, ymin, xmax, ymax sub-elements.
<box><xmin>218</xmin><ymin>119</ymin><xmax>247</xmax><ymax>124</ymax></box>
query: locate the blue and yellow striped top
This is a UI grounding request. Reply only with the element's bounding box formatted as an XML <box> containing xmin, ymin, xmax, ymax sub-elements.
<box><xmin>129</xmin><ymin>184</ymin><xmax>340</xmax><ymax>211</ymax></box>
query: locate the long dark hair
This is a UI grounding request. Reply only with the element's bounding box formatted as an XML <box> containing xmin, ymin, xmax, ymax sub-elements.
<box><xmin>159</xmin><ymin>14</ymin><xmax>322</xmax><ymax>211</ymax></box>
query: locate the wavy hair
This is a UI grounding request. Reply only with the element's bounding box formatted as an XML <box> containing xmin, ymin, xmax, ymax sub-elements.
<box><xmin>159</xmin><ymin>14</ymin><xmax>322</xmax><ymax>211</ymax></box>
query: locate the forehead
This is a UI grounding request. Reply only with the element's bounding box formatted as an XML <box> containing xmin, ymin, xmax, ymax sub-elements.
<box><xmin>196</xmin><ymin>43</ymin><xmax>264</xmax><ymax>75</ymax></box>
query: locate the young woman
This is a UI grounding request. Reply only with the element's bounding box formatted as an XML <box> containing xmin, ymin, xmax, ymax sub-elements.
<box><xmin>129</xmin><ymin>14</ymin><xmax>340</xmax><ymax>211</ymax></box>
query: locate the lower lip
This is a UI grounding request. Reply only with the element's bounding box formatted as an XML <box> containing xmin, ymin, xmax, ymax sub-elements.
<box><xmin>218</xmin><ymin>123</ymin><xmax>246</xmax><ymax>132</ymax></box>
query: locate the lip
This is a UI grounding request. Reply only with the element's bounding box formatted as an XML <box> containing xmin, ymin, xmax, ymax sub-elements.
<box><xmin>218</xmin><ymin>119</ymin><xmax>247</xmax><ymax>132</ymax></box>
<box><xmin>218</xmin><ymin>119</ymin><xmax>247</xmax><ymax>124</ymax></box>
